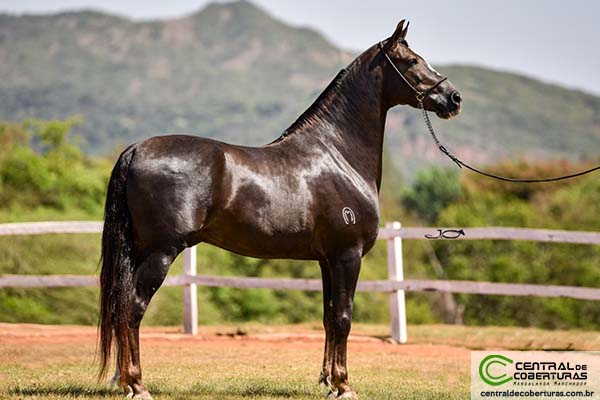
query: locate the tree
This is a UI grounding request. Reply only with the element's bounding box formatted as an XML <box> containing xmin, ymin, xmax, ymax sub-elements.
<box><xmin>402</xmin><ymin>167</ymin><xmax>461</xmax><ymax>224</ymax></box>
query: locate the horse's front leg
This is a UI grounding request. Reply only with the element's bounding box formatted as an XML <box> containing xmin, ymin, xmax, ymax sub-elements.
<box><xmin>318</xmin><ymin>260</ymin><xmax>335</xmax><ymax>395</ymax></box>
<box><xmin>329</xmin><ymin>251</ymin><xmax>361</xmax><ymax>399</ymax></box>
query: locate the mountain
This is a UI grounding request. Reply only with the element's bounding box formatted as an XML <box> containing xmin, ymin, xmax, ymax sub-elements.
<box><xmin>1</xmin><ymin>0</ymin><xmax>600</xmax><ymax>176</ymax></box>
<box><xmin>0</xmin><ymin>1</ymin><xmax>350</xmax><ymax>147</ymax></box>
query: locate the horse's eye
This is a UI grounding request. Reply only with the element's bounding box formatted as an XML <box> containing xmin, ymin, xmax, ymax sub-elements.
<box><xmin>407</xmin><ymin>58</ymin><xmax>418</xmax><ymax>67</ymax></box>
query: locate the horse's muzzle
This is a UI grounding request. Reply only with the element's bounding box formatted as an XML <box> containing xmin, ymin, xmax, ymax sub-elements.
<box><xmin>435</xmin><ymin>90</ymin><xmax>462</xmax><ymax>120</ymax></box>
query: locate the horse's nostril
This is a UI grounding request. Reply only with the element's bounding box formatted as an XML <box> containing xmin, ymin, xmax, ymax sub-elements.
<box><xmin>451</xmin><ymin>91</ymin><xmax>462</xmax><ymax>105</ymax></box>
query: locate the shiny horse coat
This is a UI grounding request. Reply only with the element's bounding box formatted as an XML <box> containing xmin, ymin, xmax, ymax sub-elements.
<box><xmin>99</xmin><ymin>20</ymin><xmax>462</xmax><ymax>399</ymax></box>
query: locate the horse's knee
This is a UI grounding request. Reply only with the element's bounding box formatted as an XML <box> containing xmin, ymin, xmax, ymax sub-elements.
<box><xmin>334</xmin><ymin>310</ymin><xmax>352</xmax><ymax>337</ymax></box>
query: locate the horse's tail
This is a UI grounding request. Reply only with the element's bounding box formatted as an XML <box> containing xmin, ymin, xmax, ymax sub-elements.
<box><xmin>98</xmin><ymin>144</ymin><xmax>136</xmax><ymax>381</ymax></box>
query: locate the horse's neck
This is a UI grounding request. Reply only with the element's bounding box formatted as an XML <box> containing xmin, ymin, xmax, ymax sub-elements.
<box><xmin>304</xmin><ymin>60</ymin><xmax>387</xmax><ymax>190</ymax></box>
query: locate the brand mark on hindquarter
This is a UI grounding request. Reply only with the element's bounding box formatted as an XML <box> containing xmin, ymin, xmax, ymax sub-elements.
<box><xmin>342</xmin><ymin>207</ymin><xmax>356</xmax><ymax>225</ymax></box>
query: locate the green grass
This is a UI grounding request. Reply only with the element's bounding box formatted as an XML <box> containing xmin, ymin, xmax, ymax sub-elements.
<box><xmin>0</xmin><ymin>345</ymin><xmax>466</xmax><ymax>400</ymax></box>
<box><xmin>2</xmin><ymin>323</ymin><xmax>599</xmax><ymax>399</ymax></box>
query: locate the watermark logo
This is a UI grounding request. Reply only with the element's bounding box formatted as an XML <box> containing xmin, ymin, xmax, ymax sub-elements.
<box><xmin>471</xmin><ymin>351</ymin><xmax>600</xmax><ymax>399</ymax></box>
<box><xmin>479</xmin><ymin>354</ymin><xmax>514</xmax><ymax>386</ymax></box>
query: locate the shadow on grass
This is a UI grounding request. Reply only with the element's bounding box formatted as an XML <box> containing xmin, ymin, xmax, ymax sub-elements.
<box><xmin>8</xmin><ymin>381</ymin><xmax>319</xmax><ymax>399</ymax></box>
<box><xmin>8</xmin><ymin>384</ymin><xmax>121</xmax><ymax>398</ymax></box>
<box><xmin>184</xmin><ymin>381</ymin><xmax>318</xmax><ymax>398</ymax></box>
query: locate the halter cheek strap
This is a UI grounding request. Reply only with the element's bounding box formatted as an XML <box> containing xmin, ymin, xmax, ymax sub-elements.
<box><xmin>378</xmin><ymin>41</ymin><xmax>447</xmax><ymax>101</ymax></box>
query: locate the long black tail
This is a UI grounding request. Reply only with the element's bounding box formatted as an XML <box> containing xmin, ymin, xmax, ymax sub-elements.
<box><xmin>98</xmin><ymin>144</ymin><xmax>136</xmax><ymax>381</ymax></box>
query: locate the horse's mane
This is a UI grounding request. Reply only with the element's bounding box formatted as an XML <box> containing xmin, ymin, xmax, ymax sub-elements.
<box><xmin>270</xmin><ymin>67</ymin><xmax>351</xmax><ymax>143</ymax></box>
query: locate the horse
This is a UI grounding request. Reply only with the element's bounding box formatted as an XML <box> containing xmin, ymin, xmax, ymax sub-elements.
<box><xmin>98</xmin><ymin>20</ymin><xmax>462</xmax><ymax>399</ymax></box>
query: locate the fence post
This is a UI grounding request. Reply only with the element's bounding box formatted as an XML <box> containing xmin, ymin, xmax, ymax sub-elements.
<box><xmin>386</xmin><ymin>221</ymin><xmax>407</xmax><ymax>343</ymax></box>
<box><xmin>183</xmin><ymin>246</ymin><xmax>198</xmax><ymax>336</ymax></box>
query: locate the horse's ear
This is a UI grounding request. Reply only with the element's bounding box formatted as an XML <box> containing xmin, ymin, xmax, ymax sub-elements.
<box><xmin>401</xmin><ymin>21</ymin><xmax>410</xmax><ymax>39</ymax></box>
<box><xmin>391</xmin><ymin>19</ymin><xmax>409</xmax><ymax>42</ymax></box>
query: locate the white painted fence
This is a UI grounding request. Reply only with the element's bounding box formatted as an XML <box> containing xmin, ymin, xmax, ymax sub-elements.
<box><xmin>2</xmin><ymin>221</ymin><xmax>600</xmax><ymax>343</ymax></box>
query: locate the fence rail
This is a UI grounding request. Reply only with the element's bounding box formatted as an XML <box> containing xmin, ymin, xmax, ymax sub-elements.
<box><xmin>3</xmin><ymin>221</ymin><xmax>600</xmax><ymax>244</ymax></box>
<box><xmin>4</xmin><ymin>275</ymin><xmax>600</xmax><ymax>301</ymax></box>
<box><xmin>0</xmin><ymin>221</ymin><xmax>103</xmax><ymax>236</ymax></box>
<box><xmin>1</xmin><ymin>221</ymin><xmax>599</xmax><ymax>342</ymax></box>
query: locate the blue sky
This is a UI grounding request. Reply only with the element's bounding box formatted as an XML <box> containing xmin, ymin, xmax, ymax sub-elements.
<box><xmin>2</xmin><ymin>0</ymin><xmax>600</xmax><ymax>95</ymax></box>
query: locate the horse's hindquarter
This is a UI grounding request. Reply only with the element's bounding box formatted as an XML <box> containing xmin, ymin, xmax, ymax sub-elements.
<box><xmin>126</xmin><ymin>135</ymin><xmax>225</xmax><ymax>250</ymax></box>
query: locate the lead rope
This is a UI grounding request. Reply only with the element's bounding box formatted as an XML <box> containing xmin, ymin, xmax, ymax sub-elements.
<box><xmin>417</xmin><ymin>99</ymin><xmax>600</xmax><ymax>183</ymax></box>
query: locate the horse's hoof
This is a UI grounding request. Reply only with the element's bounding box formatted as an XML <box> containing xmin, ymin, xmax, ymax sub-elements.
<box><xmin>337</xmin><ymin>389</ymin><xmax>358</xmax><ymax>399</ymax></box>
<box><xmin>123</xmin><ymin>385</ymin><xmax>152</xmax><ymax>400</ymax></box>
<box><xmin>327</xmin><ymin>389</ymin><xmax>338</xmax><ymax>398</ymax></box>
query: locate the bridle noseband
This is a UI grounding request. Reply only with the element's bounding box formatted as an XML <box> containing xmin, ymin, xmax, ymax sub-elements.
<box><xmin>377</xmin><ymin>41</ymin><xmax>447</xmax><ymax>102</ymax></box>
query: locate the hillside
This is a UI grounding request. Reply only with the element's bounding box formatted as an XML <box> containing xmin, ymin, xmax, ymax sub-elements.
<box><xmin>1</xmin><ymin>0</ymin><xmax>600</xmax><ymax>174</ymax></box>
<box><xmin>0</xmin><ymin>1</ymin><xmax>350</xmax><ymax>147</ymax></box>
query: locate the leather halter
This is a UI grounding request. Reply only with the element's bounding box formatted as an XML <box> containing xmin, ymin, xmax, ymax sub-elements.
<box><xmin>378</xmin><ymin>41</ymin><xmax>448</xmax><ymax>101</ymax></box>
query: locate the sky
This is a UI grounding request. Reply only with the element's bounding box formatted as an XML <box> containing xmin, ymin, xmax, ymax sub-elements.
<box><xmin>2</xmin><ymin>0</ymin><xmax>600</xmax><ymax>95</ymax></box>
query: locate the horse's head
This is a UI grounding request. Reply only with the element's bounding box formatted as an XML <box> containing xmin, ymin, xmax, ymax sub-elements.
<box><xmin>379</xmin><ymin>20</ymin><xmax>462</xmax><ymax>119</ymax></box>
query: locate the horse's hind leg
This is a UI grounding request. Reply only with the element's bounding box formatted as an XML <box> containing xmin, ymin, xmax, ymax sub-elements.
<box><xmin>117</xmin><ymin>248</ymin><xmax>178</xmax><ymax>399</ymax></box>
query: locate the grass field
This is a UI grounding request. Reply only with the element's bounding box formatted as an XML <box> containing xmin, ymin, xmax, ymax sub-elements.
<box><xmin>1</xmin><ymin>323</ymin><xmax>599</xmax><ymax>400</ymax></box>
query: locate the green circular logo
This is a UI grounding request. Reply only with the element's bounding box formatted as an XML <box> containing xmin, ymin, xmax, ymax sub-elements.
<box><xmin>479</xmin><ymin>354</ymin><xmax>514</xmax><ymax>386</ymax></box>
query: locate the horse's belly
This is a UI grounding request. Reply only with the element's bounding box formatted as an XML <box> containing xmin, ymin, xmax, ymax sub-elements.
<box><xmin>203</xmin><ymin>213</ymin><xmax>316</xmax><ymax>259</ymax></box>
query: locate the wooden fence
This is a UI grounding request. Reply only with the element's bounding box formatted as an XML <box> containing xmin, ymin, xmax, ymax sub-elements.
<box><xmin>2</xmin><ymin>221</ymin><xmax>600</xmax><ymax>342</ymax></box>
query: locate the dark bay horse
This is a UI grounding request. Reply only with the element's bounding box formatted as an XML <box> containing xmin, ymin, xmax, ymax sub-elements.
<box><xmin>99</xmin><ymin>20</ymin><xmax>462</xmax><ymax>399</ymax></box>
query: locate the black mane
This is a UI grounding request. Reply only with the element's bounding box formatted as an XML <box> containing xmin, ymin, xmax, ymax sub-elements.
<box><xmin>271</xmin><ymin>68</ymin><xmax>350</xmax><ymax>143</ymax></box>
